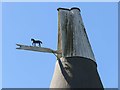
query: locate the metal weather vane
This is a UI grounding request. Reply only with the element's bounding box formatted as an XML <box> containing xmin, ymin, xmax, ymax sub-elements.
<box><xmin>16</xmin><ymin>38</ymin><xmax>62</xmax><ymax>58</ymax></box>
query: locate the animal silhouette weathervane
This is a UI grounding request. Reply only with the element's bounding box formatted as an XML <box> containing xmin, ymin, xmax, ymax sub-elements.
<box><xmin>31</xmin><ymin>38</ymin><xmax>42</xmax><ymax>47</ymax></box>
<box><xmin>16</xmin><ymin>38</ymin><xmax>62</xmax><ymax>55</ymax></box>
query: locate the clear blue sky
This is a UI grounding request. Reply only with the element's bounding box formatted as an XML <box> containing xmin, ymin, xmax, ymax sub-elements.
<box><xmin>0</xmin><ymin>2</ymin><xmax>2</xmax><ymax>90</ymax></box>
<box><xmin>2</xmin><ymin>2</ymin><xmax>118</xmax><ymax>88</ymax></box>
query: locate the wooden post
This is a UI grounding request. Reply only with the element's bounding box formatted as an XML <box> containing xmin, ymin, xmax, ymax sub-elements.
<box><xmin>50</xmin><ymin>7</ymin><xmax>104</xmax><ymax>88</ymax></box>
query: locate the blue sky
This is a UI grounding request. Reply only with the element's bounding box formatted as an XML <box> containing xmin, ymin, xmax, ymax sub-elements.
<box><xmin>0</xmin><ymin>2</ymin><xmax>2</xmax><ymax>90</ymax></box>
<box><xmin>2</xmin><ymin>2</ymin><xmax>118</xmax><ymax>88</ymax></box>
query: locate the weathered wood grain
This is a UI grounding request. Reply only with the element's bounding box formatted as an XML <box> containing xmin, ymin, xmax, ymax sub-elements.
<box><xmin>58</xmin><ymin>8</ymin><xmax>95</xmax><ymax>61</ymax></box>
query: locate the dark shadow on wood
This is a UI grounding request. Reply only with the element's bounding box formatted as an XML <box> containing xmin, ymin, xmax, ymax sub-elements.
<box><xmin>57</xmin><ymin>58</ymin><xmax>71</xmax><ymax>87</ymax></box>
<box><xmin>57</xmin><ymin>57</ymin><xmax>104</xmax><ymax>89</ymax></box>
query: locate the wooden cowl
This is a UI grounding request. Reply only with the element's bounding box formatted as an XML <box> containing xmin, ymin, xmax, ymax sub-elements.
<box><xmin>57</xmin><ymin>7</ymin><xmax>95</xmax><ymax>61</ymax></box>
<box><xmin>50</xmin><ymin>7</ymin><xmax>103</xmax><ymax>88</ymax></box>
